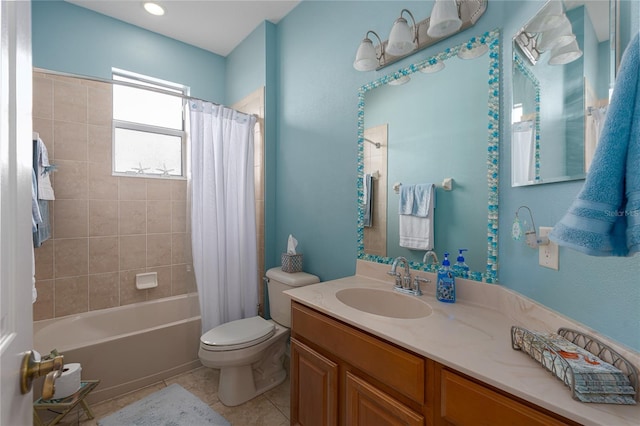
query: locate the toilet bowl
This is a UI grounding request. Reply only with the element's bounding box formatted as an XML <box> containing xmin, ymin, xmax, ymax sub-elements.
<box><xmin>198</xmin><ymin>267</ymin><xmax>319</xmax><ymax>406</ymax></box>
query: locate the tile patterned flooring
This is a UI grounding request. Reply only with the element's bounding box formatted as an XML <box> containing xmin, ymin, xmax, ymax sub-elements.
<box><xmin>46</xmin><ymin>365</ymin><xmax>290</xmax><ymax>425</ymax></box>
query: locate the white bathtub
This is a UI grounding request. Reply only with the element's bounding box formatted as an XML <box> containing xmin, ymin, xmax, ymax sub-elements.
<box><xmin>33</xmin><ymin>294</ymin><xmax>202</xmax><ymax>403</ymax></box>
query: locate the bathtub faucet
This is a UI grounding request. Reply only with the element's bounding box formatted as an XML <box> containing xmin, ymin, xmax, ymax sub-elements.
<box><xmin>20</xmin><ymin>350</ymin><xmax>65</xmax><ymax>400</ymax></box>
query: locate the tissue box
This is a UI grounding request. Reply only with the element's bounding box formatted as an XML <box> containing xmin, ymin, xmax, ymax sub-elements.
<box><xmin>281</xmin><ymin>253</ymin><xmax>303</xmax><ymax>273</ymax></box>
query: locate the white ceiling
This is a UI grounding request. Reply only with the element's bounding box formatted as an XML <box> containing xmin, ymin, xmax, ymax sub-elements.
<box><xmin>65</xmin><ymin>0</ymin><xmax>300</xmax><ymax>57</ymax></box>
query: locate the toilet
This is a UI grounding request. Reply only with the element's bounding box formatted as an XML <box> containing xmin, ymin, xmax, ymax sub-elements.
<box><xmin>198</xmin><ymin>267</ymin><xmax>319</xmax><ymax>406</ymax></box>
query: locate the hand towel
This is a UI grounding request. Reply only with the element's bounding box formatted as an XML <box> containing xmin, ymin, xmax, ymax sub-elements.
<box><xmin>36</xmin><ymin>138</ymin><xmax>55</xmax><ymax>200</ymax></box>
<box><xmin>399</xmin><ymin>183</ymin><xmax>435</xmax><ymax>250</ymax></box>
<box><xmin>549</xmin><ymin>32</ymin><xmax>640</xmax><ymax>256</ymax></box>
<box><xmin>363</xmin><ymin>174</ymin><xmax>373</xmax><ymax>227</ymax></box>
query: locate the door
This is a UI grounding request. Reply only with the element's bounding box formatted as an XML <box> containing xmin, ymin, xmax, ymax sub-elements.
<box><xmin>0</xmin><ymin>1</ymin><xmax>34</xmax><ymax>424</ymax></box>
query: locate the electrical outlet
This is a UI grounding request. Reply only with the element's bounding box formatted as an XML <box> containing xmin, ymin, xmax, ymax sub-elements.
<box><xmin>538</xmin><ymin>226</ymin><xmax>558</xmax><ymax>270</ymax></box>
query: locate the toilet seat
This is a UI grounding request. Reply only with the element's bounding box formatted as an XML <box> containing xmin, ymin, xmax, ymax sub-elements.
<box><xmin>200</xmin><ymin>316</ymin><xmax>275</xmax><ymax>352</ymax></box>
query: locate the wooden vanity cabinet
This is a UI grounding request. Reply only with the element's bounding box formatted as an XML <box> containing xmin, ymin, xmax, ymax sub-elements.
<box><xmin>290</xmin><ymin>301</ymin><xmax>578</xmax><ymax>426</ymax></box>
<box><xmin>291</xmin><ymin>302</ymin><xmax>430</xmax><ymax>426</ymax></box>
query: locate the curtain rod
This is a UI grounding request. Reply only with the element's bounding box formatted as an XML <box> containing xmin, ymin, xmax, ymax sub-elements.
<box><xmin>34</xmin><ymin>67</ymin><xmax>224</xmax><ymax>107</ymax></box>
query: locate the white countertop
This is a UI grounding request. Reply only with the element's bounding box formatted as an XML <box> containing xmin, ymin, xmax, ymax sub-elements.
<box><xmin>285</xmin><ymin>260</ymin><xmax>640</xmax><ymax>426</ymax></box>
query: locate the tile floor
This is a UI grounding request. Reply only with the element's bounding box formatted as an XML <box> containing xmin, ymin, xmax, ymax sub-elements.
<box><xmin>41</xmin><ymin>365</ymin><xmax>290</xmax><ymax>426</ymax></box>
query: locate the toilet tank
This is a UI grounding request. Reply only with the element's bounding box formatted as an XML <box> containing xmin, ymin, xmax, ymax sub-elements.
<box><xmin>266</xmin><ymin>267</ymin><xmax>319</xmax><ymax>328</ymax></box>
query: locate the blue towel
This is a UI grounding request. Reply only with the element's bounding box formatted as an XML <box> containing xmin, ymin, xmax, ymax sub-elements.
<box><xmin>549</xmin><ymin>33</ymin><xmax>640</xmax><ymax>256</ymax></box>
<box><xmin>399</xmin><ymin>183</ymin><xmax>435</xmax><ymax>217</ymax></box>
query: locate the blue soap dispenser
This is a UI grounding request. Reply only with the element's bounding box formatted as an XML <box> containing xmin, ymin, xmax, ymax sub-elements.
<box><xmin>453</xmin><ymin>249</ymin><xmax>469</xmax><ymax>279</ymax></box>
<box><xmin>437</xmin><ymin>252</ymin><xmax>456</xmax><ymax>303</ymax></box>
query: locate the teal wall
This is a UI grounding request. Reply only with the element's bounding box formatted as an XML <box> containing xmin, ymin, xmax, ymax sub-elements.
<box><xmin>32</xmin><ymin>1</ymin><xmax>225</xmax><ymax>102</ymax></box>
<box><xmin>226</xmin><ymin>22</ymin><xmax>267</xmax><ymax>105</ymax></box>
<box><xmin>31</xmin><ymin>0</ymin><xmax>640</xmax><ymax>351</ymax></box>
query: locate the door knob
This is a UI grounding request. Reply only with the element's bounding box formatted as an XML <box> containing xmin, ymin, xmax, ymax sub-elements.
<box><xmin>20</xmin><ymin>350</ymin><xmax>64</xmax><ymax>399</ymax></box>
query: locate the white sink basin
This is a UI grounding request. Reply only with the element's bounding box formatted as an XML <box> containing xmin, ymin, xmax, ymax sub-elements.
<box><xmin>335</xmin><ymin>288</ymin><xmax>432</xmax><ymax>319</ymax></box>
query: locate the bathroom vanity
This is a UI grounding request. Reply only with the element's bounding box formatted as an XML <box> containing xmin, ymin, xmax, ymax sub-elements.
<box><xmin>287</xmin><ymin>261</ymin><xmax>640</xmax><ymax>426</ymax></box>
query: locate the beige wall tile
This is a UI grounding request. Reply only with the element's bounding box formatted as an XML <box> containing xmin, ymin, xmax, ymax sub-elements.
<box><xmin>171</xmin><ymin>180</ymin><xmax>187</xmax><ymax>200</ymax></box>
<box><xmin>171</xmin><ymin>201</ymin><xmax>186</xmax><ymax>232</ymax></box>
<box><xmin>54</xmin><ymin>276</ymin><xmax>88</xmax><ymax>317</ymax></box>
<box><xmin>88</xmin><ymin>85</ymin><xmax>112</xmax><ymax>126</ymax></box>
<box><xmin>89</xmin><ymin>272</ymin><xmax>120</xmax><ymax>311</ymax></box>
<box><xmin>53</xmin><ymin>121</ymin><xmax>87</xmax><ymax>161</ymax></box>
<box><xmin>88</xmin><ymin>162</ymin><xmax>118</xmax><ymax>200</ymax></box>
<box><xmin>119</xmin><ymin>200</ymin><xmax>146</xmax><ymax>235</ymax></box>
<box><xmin>119</xmin><ymin>235</ymin><xmax>146</xmax><ymax>270</ymax></box>
<box><xmin>88</xmin><ymin>124</ymin><xmax>112</xmax><ymax>164</ymax></box>
<box><xmin>146</xmin><ymin>266</ymin><xmax>172</xmax><ymax>300</ymax></box>
<box><xmin>53</xmin><ymin>199</ymin><xmax>88</xmax><ymax>238</ymax></box>
<box><xmin>54</xmin><ymin>238</ymin><xmax>88</xmax><ymax>278</ymax></box>
<box><xmin>53</xmin><ymin>160</ymin><xmax>88</xmax><ymax>200</ymax></box>
<box><xmin>89</xmin><ymin>200</ymin><xmax>118</xmax><ymax>236</ymax></box>
<box><xmin>171</xmin><ymin>233</ymin><xmax>186</xmax><ymax>265</ymax></box>
<box><xmin>146</xmin><ymin>179</ymin><xmax>171</xmax><ymax>200</ymax></box>
<box><xmin>34</xmin><ymin>240</ymin><xmax>54</xmax><ymax>281</ymax></box>
<box><xmin>171</xmin><ymin>264</ymin><xmax>187</xmax><ymax>295</ymax></box>
<box><xmin>147</xmin><ymin>233</ymin><xmax>171</xmax><ymax>267</ymax></box>
<box><xmin>119</xmin><ymin>269</ymin><xmax>147</xmax><ymax>305</ymax></box>
<box><xmin>89</xmin><ymin>236</ymin><xmax>119</xmax><ymax>274</ymax></box>
<box><xmin>33</xmin><ymin>280</ymin><xmax>54</xmax><ymax>321</ymax></box>
<box><xmin>53</xmin><ymin>80</ymin><xmax>87</xmax><ymax>124</ymax></box>
<box><xmin>118</xmin><ymin>177</ymin><xmax>147</xmax><ymax>200</ymax></box>
<box><xmin>147</xmin><ymin>200</ymin><xmax>172</xmax><ymax>234</ymax></box>
<box><xmin>33</xmin><ymin>76</ymin><xmax>53</xmax><ymax>120</ymax></box>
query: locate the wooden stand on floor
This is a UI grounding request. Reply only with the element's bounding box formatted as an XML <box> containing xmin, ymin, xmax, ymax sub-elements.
<box><xmin>33</xmin><ymin>380</ymin><xmax>100</xmax><ymax>426</ymax></box>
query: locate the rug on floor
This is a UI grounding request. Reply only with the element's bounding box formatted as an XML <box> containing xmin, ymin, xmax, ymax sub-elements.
<box><xmin>97</xmin><ymin>383</ymin><xmax>231</xmax><ymax>426</ymax></box>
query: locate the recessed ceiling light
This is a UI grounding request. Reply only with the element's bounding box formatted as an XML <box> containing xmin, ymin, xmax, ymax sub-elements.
<box><xmin>143</xmin><ymin>2</ymin><xmax>165</xmax><ymax>16</ymax></box>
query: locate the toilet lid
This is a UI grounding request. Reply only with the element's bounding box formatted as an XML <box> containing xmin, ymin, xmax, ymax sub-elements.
<box><xmin>200</xmin><ymin>316</ymin><xmax>275</xmax><ymax>351</ymax></box>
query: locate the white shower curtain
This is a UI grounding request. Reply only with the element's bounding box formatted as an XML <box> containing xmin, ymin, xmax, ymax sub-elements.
<box><xmin>188</xmin><ymin>100</ymin><xmax>258</xmax><ymax>334</ymax></box>
<box><xmin>511</xmin><ymin>120</ymin><xmax>536</xmax><ymax>185</ymax></box>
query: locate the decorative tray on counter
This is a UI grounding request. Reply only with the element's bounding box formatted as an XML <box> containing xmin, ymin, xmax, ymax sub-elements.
<box><xmin>511</xmin><ymin>326</ymin><xmax>638</xmax><ymax>404</ymax></box>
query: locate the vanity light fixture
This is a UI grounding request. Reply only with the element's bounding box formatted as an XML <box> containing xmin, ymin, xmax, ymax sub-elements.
<box><xmin>143</xmin><ymin>2</ymin><xmax>165</xmax><ymax>16</ymax></box>
<box><xmin>523</xmin><ymin>0</ymin><xmax>563</xmax><ymax>33</ymax></box>
<box><xmin>387</xmin><ymin>9</ymin><xmax>418</xmax><ymax>56</ymax></box>
<box><xmin>352</xmin><ymin>0</ymin><xmax>488</xmax><ymax>71</ymax></box>
<box><xmin>536</xmin><ymin>14</ymin><xmax>575</xmax><ymax>52</ymax></box>
<box><xmin>513</xmin><ymin>205</ymin><xmax>549</xmax><ymax>248</ymax></box>
<box><xmin>427</xmin><ymin>0</ymin><xmax>462</xmax><ymax>38</ymax></box>
<box><xmin>353</xmin><ymin>31</ymin><xmax>385</xmax><ymax>71</ymax></box>
<box><xmin>548</xmin><ymin>39</ymin><xmax>583</xmax><ymax>65</ymax></box>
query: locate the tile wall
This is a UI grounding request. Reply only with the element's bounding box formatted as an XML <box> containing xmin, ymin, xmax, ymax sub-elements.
<box><xmin>32</xmin><ymin>71</ymin><xmax>195</xmax><ymax>320</ymax></box>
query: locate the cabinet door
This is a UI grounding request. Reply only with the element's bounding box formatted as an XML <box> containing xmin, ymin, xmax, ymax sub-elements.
<box><xmin>291</xmin><ymin>338</ymin><xmax>339</xmax><ymax>426</ymax></box>
<box><xmin>346</xmin><ymin>371</ymin><xmax>425</xmax><ymax>426</ymax></box>
<box><xmin>437</xmin><ymin>369</ymin><xmax>575</xmax><ymax>426</ymax></box>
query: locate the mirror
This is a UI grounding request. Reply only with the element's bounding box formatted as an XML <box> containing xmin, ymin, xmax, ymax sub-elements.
<box><xmin>357</xmin><ymin>30</ymin><xmax>500</xmax><ymax>283</ymax></box>
<box><xmin>511</xmin><ymin>0</ymin><xmax>614</xmax><ymax>186</ymax></box>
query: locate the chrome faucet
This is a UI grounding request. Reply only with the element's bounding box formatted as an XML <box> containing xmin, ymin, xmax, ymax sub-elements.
<box><xmin>388</xmin><ymin>256</ymin><xmax>411</xmax><ymax>289</ymax></box>
<box><xmin>423</xmin><ymin>250</ymin><xmax>439</xmax><ymax>266</ymax></box>
<box><xmin>388</xmin><ymin>256</ymin><xmax>427</xmax><ymax>296</ymax></box>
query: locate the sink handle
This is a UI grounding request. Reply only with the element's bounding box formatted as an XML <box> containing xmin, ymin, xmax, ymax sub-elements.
<box><xmin>387</xmin><ymin>271</ymin><xmax>402</xmax><ymax>288</ymax></box>
<box><xmin>413</xmin><ymin>276</ymin><xmax>430</xmax><ymax>295</ymax></box>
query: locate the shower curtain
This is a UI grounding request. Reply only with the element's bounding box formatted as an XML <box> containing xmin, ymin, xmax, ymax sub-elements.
<box><xmin>512</xmin><ymin>120</ymin><xmax>537</xmax><ymax>185</ymax></box>
<box><xmin>188</xmin><ymin>100</ymin><xmax>258</xmax><ymax>334</ymax></box>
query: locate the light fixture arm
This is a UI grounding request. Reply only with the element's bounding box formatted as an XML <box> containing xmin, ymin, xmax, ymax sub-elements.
<box><xmin>366</xmin><ymin>30</ymin><xmax>385</xmax><ymax>62</ymax></box>
<box><xmin>516</xmin><ymin>205</ymin><xmax>549</xmax><ymax>248</ymax></box>
<box><xmin>399</xmin><ymin>9</ymin><xmax>418</xmax><ymax>46</ymax></box>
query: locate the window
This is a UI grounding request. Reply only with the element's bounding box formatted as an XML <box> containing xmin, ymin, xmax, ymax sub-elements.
<box><xmin>112</xmin><ymin>68</ymin><xmax>187</xmax><ymax>178</ymax></box>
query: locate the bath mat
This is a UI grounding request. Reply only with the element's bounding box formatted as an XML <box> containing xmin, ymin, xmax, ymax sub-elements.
<box><xmin>98</xmin><ymin>383</ymin><xmax>230</xmax><ymax>426</ymax></box>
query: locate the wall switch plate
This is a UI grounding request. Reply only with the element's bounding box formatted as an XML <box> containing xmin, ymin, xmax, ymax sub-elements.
<box><xmin>539</xmin><ymin>226</ymin><xmax>558</xmax><ymax>270</ymax></box>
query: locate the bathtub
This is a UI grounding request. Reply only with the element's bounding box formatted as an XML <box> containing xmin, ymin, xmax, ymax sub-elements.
<box><xmin>33</xmin><ymin>293</ymin><xmax>202</xmax><ymax>404</ymax></box>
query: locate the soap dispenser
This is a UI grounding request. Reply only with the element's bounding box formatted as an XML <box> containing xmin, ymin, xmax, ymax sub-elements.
<box><xmin>452</xmin><ymin>249</ymin><xmax>469</xmax><ymax>279</ymax></box>
<box><xmin>437</xmin><ymin>252</ymin><xmax>456</xmax><ymax>303</ymax></box>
